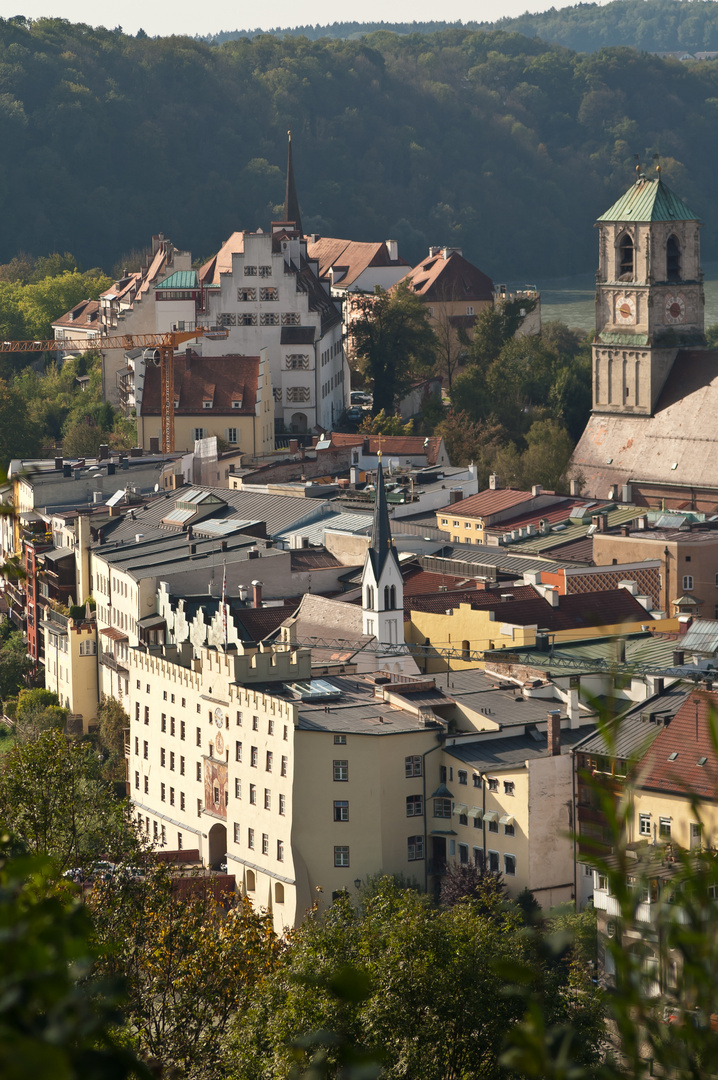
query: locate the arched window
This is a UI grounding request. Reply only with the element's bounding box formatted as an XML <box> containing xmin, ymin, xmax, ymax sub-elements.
<box><xmin>667</xmin><ymin>234</ymin><xmax>681</xmax><ymax>281</ymax></box>
<box><xmin>618</xmin><ymin>233</ymin><xmax>634</xmax><ymax>280</ymax></box>
<box><xmin>384</xmin><ymin>585</ymin><xmax>397</xmax><ymax>610</ymax></box>
<box><xmin>390</xmin><ymin>585</ymin><xmax>396</xmax><ymax>609</ymax></box>
<box><xmin>461</xmin><ymin>640</ymin><xmax>470</xmax><ymax>660</ymax></box>
<box><xmin>275</xmin><ymin>882</ymin><xmax>285</xmax><ymax>904</ymax></box>
<box><xmin>246</xmin><ymin>869</ymin><xmax>256</xmax><ymax>892</ymax></box>
<box><xmin>365</xmin><ymin>586</ymin><xmax>374</xmax><ymax>609</ymax></box>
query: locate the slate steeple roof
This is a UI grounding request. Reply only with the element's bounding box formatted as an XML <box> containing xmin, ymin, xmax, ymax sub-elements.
<box><xmin>284</xmin><ymin>131</ymin><xmax>302</xmax><ymax>234</ymax></box>
<box><xmin>367</xmin><ymin>457</ymin><xmax>399</xmax><ymax>579</ymax></box>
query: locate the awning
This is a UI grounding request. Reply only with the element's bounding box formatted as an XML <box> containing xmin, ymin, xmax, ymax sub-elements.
<box><xmin>468</xmin><ymin>806</ymin><xmax>482</xmax><ymax>819</ymax></box>
<box><xmin>499</xmin><ymin>814</ymin><xmax>515</xmax><ymax>827</ymax></box>
<box><xmin>138</xmin><ymin>614</ymin><xmax>166</xmax><ymax>630</ymax></box>
<box><xmin>453</xmin><ymin>803</ymin><xmax>469</xmax><ymax>816</ymax></box>
<box><xmin>43</xmin><ymin>546</ymin><xmax>74</xmax><ymax>563</ymax></box>
<box><xmin>483</xmin><ymin>810</ymin><xmax>499</xmax><ymax>823</ymax></box>
<box><xmin>100</xmin><ymin>627</ymin><xmax>128</xmax><ymax>641</ymax></box>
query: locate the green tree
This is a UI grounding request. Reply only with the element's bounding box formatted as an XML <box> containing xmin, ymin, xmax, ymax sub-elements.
<box><xmin>96</xmin><ymin>697</ymin><xmax>130</xmax><ymax>784</ymax></box>
<box><xmin>350</xmin><ymin>284</ymin><xmax>436</xmax><ymax>416</ymax></box>
<box><xmin>0</xmin><ymin>377</ymin><xmax>40</xmax><ymax>466</ymax></box>
<box><xmin>0</xmin><ymin>629</ymin><xmax>31</xmax><ymax>701</ymax></box>
<box><xmin>90</xmin><ymin>863</ymin><xmax>282</xmax><ymax>1078</ymax></box>
<box><xmin>0</xmin><ymin>729</ymin><xmax>138</xmax><ymax>875</ymax></box>
<box><xmin>0</xmin><ymin>832</ymin><xmax>146</xmax><ymax>1080</ymax></box>
<box><xmin>358</xmin><ymin>409</ymin><xmax>414</xmax><ymax>435</ymax></box>
<box><xmin>15</xmin><ymin>688</ymin><xmax>68</xmax><ymax>742</ymax></box>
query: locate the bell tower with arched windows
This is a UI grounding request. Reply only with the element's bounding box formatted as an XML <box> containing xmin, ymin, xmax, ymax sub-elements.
<box><xmin>361</xmin><ymin>454</ymin><xmax>404</xmax><ymax>652</ymax></box>
<box><xmin>593</xmin><ymin>170</ymin><xmax>704</xmax><ymax>416</ymax></box>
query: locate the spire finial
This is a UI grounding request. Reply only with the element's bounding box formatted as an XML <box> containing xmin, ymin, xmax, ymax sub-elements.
<box><xmin>284</xmin><ymin>130</ymin><xmax>302</xmax><ymax>234</ymax></box>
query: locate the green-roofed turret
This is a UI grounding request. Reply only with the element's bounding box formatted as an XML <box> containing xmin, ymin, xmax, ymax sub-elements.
<box><xmin>597</xmin><ymin>174</ymin><xmax>699</xmax><ymax>224</ymax></box>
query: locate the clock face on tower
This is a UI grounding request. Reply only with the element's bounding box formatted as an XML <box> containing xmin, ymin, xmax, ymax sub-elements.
<box><xmin>665</xmin><ymin>294</ymin><xmax>686</xmax><ymax>324</ymax></box>
<box><xmin>614</xmin><ymin>294</ymin><xmax>636</xmax><ymax>325</ymax></box>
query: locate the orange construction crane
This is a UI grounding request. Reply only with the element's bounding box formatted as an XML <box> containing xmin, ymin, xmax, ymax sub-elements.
<box><xmin>0</xmin><ymin>326</ymin><xmax>229</xmax><ymax>454</ymax></box>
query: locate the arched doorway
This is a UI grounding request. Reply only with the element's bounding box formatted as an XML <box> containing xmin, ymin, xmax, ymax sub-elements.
<box><xmin>291</xmin><ymin>412</ymin><xmax>308</xmax><ymax>434</ymax></box>
<box><xmin>208</xmin><ymin>822</ymin><xmax>227</xmax><ymax>870</ymax></box>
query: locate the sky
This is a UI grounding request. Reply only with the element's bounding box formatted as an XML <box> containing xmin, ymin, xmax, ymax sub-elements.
<box><xmin>12</xmin><ymin>0</ymin><xmax>586</xmax><ymax>38</ymax></box>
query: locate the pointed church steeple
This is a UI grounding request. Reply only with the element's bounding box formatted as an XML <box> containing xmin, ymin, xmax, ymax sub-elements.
<box><xmin>368</xmin><ymin>454</ymin><xmax>394</xmax><ymax>578</ymax></box>
<box><xmin>284</xmin><ymin>130</ymin><xmax>302</xmax><ymax>234</ymax></box>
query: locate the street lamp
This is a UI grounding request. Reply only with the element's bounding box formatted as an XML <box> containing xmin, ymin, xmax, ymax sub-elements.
<box><xmin>354</xmin><ymin>878</ymin><xmax>361</xmax><ymax>890</ymax></box>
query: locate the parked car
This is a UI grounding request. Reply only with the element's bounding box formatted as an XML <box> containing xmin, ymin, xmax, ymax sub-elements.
<box><xmin>346</xmin><ymin>406</ymin><xmax>364</xmax><ymax>423</ymax></box>
<box><xmin>351</xmin><ymin>391</ymin><xmax>373</xmax><ymax>406</ymax></box>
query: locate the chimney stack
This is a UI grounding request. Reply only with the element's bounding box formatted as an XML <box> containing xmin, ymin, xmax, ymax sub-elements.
<box><xmin>489</xmin><ymin>474</ymin><xmax>500</xmax><ymax>490</ymax></box>
<box><xmin>673</xmin><ymin>649</ymin><xmax>685</xmax><ymax>667</ymax></box>
<box><xmin>252</xmin><ymin>580</ymin><xmax>263</xmax><ymax>609</ymax></box>
<box><xmin>547</xmin><ymin>710</ymin><xmax>562</xmax><ymax>756</ymax></box>
<box><xmin>569</xmin><ymin>479</ymin><xmax>581</xmax><ymax>496</ymax></box>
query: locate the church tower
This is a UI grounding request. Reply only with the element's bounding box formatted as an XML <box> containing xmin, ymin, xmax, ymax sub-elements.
<box><xmin>361</xmin><ymin>455</ymin><xmax>404</xmax><ymax>652</ymax></box>
<box><xmin>593</xmin><ymin>169</ymin><xmax>704</xmax><ymax>416</ymax></box>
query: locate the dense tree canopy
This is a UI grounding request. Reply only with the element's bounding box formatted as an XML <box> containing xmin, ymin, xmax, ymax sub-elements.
<box><xmin>1</xmin><ymin>15</ymin><xmax>718</xmax><ymax>278</ymax></box>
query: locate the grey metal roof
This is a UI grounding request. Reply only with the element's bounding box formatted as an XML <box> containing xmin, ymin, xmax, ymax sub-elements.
<box><xmin>447</xmin><ymin>726</ymin><xmax>594</xmax><ymax>769</ymax></box>
<box><xmin>575</xmin><ymin>683</ymin><xmax>692</xmax><ymax>759</ymax></box>
<box><xmin>494</xmin><ymin>633</ymin><xmax>702</xmax><ymax>677</ymax></box>
<box><xmin>441</xmin><ymin>669</ymin><xmax>570</xmax><ymax>729</ymax></box>
<box><xmin>679</xmin><ymin>619</ymin><xmax>718</xmax><ymax>656</ymax></box>
<box><xmin>421</xmin><ymin>544</ymin><xmax>565</xmax><ymax>577</ymax></box>
<box><xmin>277</xmin><ymin>510</ymin><xmax>373</xmax><ymax>547</ymax></box>
<box><xmin>294</xmin><ymin>674</ymin><xmax>440</xmax><ymax>736</ymax></box>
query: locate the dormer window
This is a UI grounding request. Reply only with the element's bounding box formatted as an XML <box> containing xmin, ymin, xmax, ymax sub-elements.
<box><xmin>203</xmin><ymin>400</ymin><xmax>212</xmax><ymax>410</ymax></box>
<box><xmin>232</xmin><ymin>400</ymin><xmax>241</xmax><ymax>409</ymax></box>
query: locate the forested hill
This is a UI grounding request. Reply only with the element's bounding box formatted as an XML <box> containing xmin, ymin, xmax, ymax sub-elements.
<box><xmin>204</xmin><ymin>1</ymin><xmax>718</xmax><ymax>54</ymax></box>
<box><xmin>3</xmin><ymin>15</ymin><xmax>718</xmax><ymax>279</ymax></box>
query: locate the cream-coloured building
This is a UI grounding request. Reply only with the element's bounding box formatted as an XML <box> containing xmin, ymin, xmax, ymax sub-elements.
<box><xmin>42</xmin><ymin>610</ymin><xmax>98</xmax><ymax>733</ymax></box>
<box><xmin>136</xmin><ymin>350</ymin><xmax>274</xmax><ymax>456</ymax></box>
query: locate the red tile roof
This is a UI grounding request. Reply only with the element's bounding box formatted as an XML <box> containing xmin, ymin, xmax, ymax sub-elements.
<box><xmin>52</xmin><ymin>298</ymin><xmax>100</xmax><ymax>330</ymax></box>
<box><xmin>140</xmin><ymin>353</ymin><xmax>260</xmax><ymax>417</ymax></box>
<box><xmin>307</xmin><ymin>237</ymin><xmax>409</xmax><ymax>288</ymax></box>
<box><xmin>439</xmin><ymin>488</ymin><xmax>534</xmax><ymax>521</ymax></box>
<box><xmin>407</xmin><ymin>584</ymin><xmax>536</xmax><ymax>614</ymax></box>
<box><xmin>487</xmin><ymin>498</ymin><xmax>600</xmax><ymax>533</ymax></box>
<box><xmin>328</xmin><ymin>433</ymin><xmax>445</xmax><ymax>466</ymax></box>
<box><xmin>199</xmin><ymin>232</ymin><xmax>245</xmax><ymax>286</ymax></box>
<box><xmin>637</xmin><ymin>691</ymin><xmax>718</xmax><ymax>800</ymax></box>
<box><xmin>399</xmin><ymin>249</ymin><xmax>494</xmax><ymax>303</ymax></box>
<box><xmin>402</xmin><ymin>569</ymin><xmax>474</xmax><ymax>595</ymax></box>
<box><xmin>409</xmin><ymin>587</ymin><xmax>649</xmax><ymax>629</ymax></box>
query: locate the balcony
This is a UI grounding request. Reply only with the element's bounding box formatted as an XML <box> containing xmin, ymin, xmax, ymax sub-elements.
<box><xmin>593</xmin><ymin>890</ymin><xmax>621</xmax><ymax>916</ymax></box>
<box><xmin>100</xmin><ymin>652</ymin><xmax>129</xmax><ymax>678</ymax></box>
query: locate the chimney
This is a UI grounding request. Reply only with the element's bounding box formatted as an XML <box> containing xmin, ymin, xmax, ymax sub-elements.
<box><xmin>489</xmin><ymin>474</ymin><xmax>500</xmax><ymax>490</ymax></box>
<box><xmin>569</xmin><ymin>479</ymin><xmax>581</xmax><ymax>496</ymax></box>
<box><xmin>54</xmin><ymin>457</ymin><xmax>63</xmax><ymax>471</ymax></box>
<box><xmin>531</xmin><ymin>484</ymin><xmax>542</xmax><ymax>497</ymax></box>
<box><xmin>616</xmin><ymin>639</ymin><xmax>626</xmax><ymax>663</ymax></box>
<box><xmin>312</xmin><ymin>435</ymin><xmax>320</xmax><ymax>448</ymax></box>
<box><xmin>63</xmin><ymin>464</ymin><xmax>72</xmax><ymax>478</ymax></box>
<box><xmin>149</xmin><ymin>437</ymin><xmax>160</xmax><ymax>455</ymax></box>
<box><xmin>98</xmin><ymin>443</ymin><xmax>109</xmax><ymax>461</ymax></box>
<box><xmin>547</xmin><ymin>710</ymin><xmax>562</xmax><ymax>756</ymax></box>
<box><xmin>567</xmin><ymin>682</ymin><xmax>580</xmax><ymax>729</ymax></box>
<box><xmin>622</xmin><ymin>484</ymin><xmax>632</xmax><ymax>502</ymax></box>
<box><xmin>252</xmin><ymin>580</ymin><xmax>263</xmax><ymax>609</ymax></box>
<box><xmin>185</xmin><ymin>347</ymin><xmax>192</xmax><ymax>370</ymax></box>
<box><xmin>289</xmin><ymin>439</ymin><xmax>298</xmax><ymax>455</ymax></box>
<box><xmin>621</xmin><ymin>525</ymin><xmax>631</xmax><ymax>537</ymax></box>
<box><xmin>673</xmin><ymin>649</ymin><xmax>685</xmax><ymax>666</ymax></box>
<box><xmin>544</xmin><ymin>586</ymin><xmax>559</xmax><ymax>607</ymax></box>
<box><xmin>653</xmin><ymin>677</ymin><xmax>665</xmax><ymax>696</ymax></box>
<box><xmin>385</xmin><ymin>239</ymin><xmax>398</xmax><ymax>261</ymax></box>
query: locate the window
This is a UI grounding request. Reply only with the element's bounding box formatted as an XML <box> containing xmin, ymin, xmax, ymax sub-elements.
<box><xmin>144</xmin><ymin>776</ymin><xmax>149</xmax><ymax>794</ymax></box>
<box><xmin>226</xmin><ymin>428</ymin><xmax>238</xmax><ymax>444</ymax></box>
<box><xmin>252</xmin><ymin>715</ymin><xmax>259</xmax><ymax>731</ymax></box>
<box><xmin>250</xmin><ymin>784</ymin><xmax>256</xmax><ymax>805</ymax></box>
<box><xmin>407</xmin><ymin>835</ymin><xmax>424</xmax><ymax>861</ymax></box>
<box><xmin>405</xmin><ymin>756</ymin><xmax>422</xmax><ymax>778</ymax></box>
<box><xmin>504</xmin><ymin>781</ymin><xmax>515</xmax><ymax>796</ymax></box>
<box><xmin>143</xmin><ymin>741</ymin><xmax>148</xmax><ymax>760</ymax></box>
<box><xmin>683</xmin><ymin>575</ymin><xmax>694</xmax><ymax>591</ymax></box>
<box><xmin>279</xmin><ymin>794</ymin><xmax>286</xmax><ymax>815</ymax></box>
<box><xmin>134</xmin><ymin>771</ymin><xmax>139</xmax><ymax>789</ymax></box>
<box><xmin>488</xmin><ymin>850</ymin><xmax>499</xmax><ymax>873</ymax></box>
<box><xmin>213</xmin><ymin>785</ymin><xmax>219</xmax><ymax>806</ymax></box>
<box><xmin>196</xmin><ymin>762</ymin><xmax>202</xmax><ymax>781</ymax></box>
<box><xmin>504</xmin><ymin>854</ymin><xmax>516</xmax><ymax>876</ymax></box>
<box><xmin>144</xmin><ymin>706</ymin><xmax>149</xmax><ymax>724</ymax></box>
<box><xmin>334</xmin><ymin>800</ymin><xmax>349</xmax><ymax>822</ymax></box>
<box><xmin>251</xmin><ymin>746</ymin><xmax>258</xmax><ymax>767</ymax></box>
<box><xmin>235</xmin><ymin>741</ymin><xmax>242</xmax><ymax>762</ymax></box>
<box><xmin>459</xmin><ymin>843</ymin><xmax>469</xmax><ymax>865</ymax></box>
<box><xmin>193</xmin><ymin>429</ymin><xmax>205</xmax><ymax>442</ymax></box>
<box><xmin>406</xmin><ymin>794</ymin><xmax>423</xmax><ymax>817</ymax></box>
<box><xmin>458</xmin><ymin>770</ymin><xmax>467</xmax><ymax>785</ymax></box>
<box><xmin>488</xmin><ymin>817</ymin><xmax>499</xmax><ymax>833</ymax></box>
<box><xmin>259</xmin><ymin>287</ymin><xmax>278</xmax><ymax>301</ymax></box>
<box><xmin>248</xmin><ymin>828</ymin><xmax>255</xmax><ymax>849</ymax></box>
<box><xmin>666</xmin><ymin>234</ymin><xmax>681</xmax><ymax>281</ymax></box>
<box><xmin>334</xmin><ymin>734</ymin><xmax>346</xmax><ymax>745</ymax></box>
<box><xmin>170</xmin><ymin>787</ymin><xmax>175</xmax><ymax>806</ymax></box>
<box><xmin>334</xmin><ymin>845</ymin><xmax>350</xmax><ymax>867</ymax></box>
<box><xmin>266</xmin><ymin>751</ymin><xmax>273</xmax><ymax>771</ymax></box>
<box><xmin>281</xmin><ymin>755</ymin><xmax>288</xmax><ymax>777</ymax></box>
<box><xmin>277</xmin><ymin>841</ymin><xmax>284</xmax><ymax>863</ymax></box>
<box><xmin>659</xmin><ymin>817</ymin><xmax>672</xmax><ymax>839</ymax></box>
<box><xmin>180</xmin><ymin>792</ymin><xmax>185</xmax><ymax>810</ymax></box>
<box><xmin>262</xmin><ymin>833</ymin><xmax>269</xmax><ymax>855</ymax></box>
<box><xmin>264</xmin><ymin>789</ymin><xmax>271</xmax><ymax>810</ymax></box>
<box><xmin>134</xmin><ymin>735</ymin><xmax>139</xmax><ymax>755</ymax></box>
<box><xmin>473</xmin><ymin>773</ymin><xmax>481</xmax><ymax>787</ymax></box>
<box><xmin>153</xmin><ymin>821</ymin><xmax>158</xmax><ymax>839</ymax></box>
<box><xmin>283</xmin><ymin>725</ymin><xmax>288</xmax><ymax>741</ymax></box>
<box><xmin>260</xmin><ymin>312</ymin><xmax>279</xmax><ymax>326</ymax></box>
<box><xmin>168</xmin><ymin>751</ymin><xmax>174</xmax><ymax>771</ymax></box>
<box><xmin>196</xmin><ymin>727</ymin><xmax>201</xmax><ymax>747</ymax></box>
<box><xmin>333</xmin><ymin>759</ymin><xmax>348</xmax><ymax>782</ymax></box>
<box><xmin>690</xmin><ymin>822</ymin><xmax>702</xmax><ymax>849</ymax></box>
<box><xmin>639</xmin><ymin>813</ymin><xmax>651</xmax><ymax>836</ymax></box>
<box><xmin>433</xmin><ymin>798</ymin><xmax>452</xmax><ymax>818</ymax></box>
<box><xmin>618</xmin><ymin>232</ymin><xmax>634</xmax><ymax>279</ymax></box>
<box><xmin>180</xmin><ymin>720</ymin><xmax>185</xmax><ymax>741</ymax></box>
<box><xmin>268</xmin><ymin>719</ymin><xmax>274</xmax><ymax>735</ymax></box>
<box><xmin>244</xmin><ymin>265</ymin><xmax>257</xmax><ymax>276</ymax></box>
<box><xmin>234</xmin><ymin>822</ymin><xmax>241</xmax><ymax>843</ymax></box>
<box><xmin>488</xmin><ymin>777</ymin><xmax>499</xmax><ymax>792</ymax></box>
<box><xmin>238</xmin><ymin>286</ymin><xmax>256</xmax><ymax>301</ymax></box>
<box><xmin>235</xmin><ymin>778</ymin><xmax>241</xmax><ymax>798</ymax></box>
<box><xmin>161</xmin><ymin>783</ymin><xmax>166</xmax><ymax>802</ymax></box>
<box><xmin>258</xmin><ymin>265</ymin><xmax>272</xmax><ymax>277</ymax></box>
